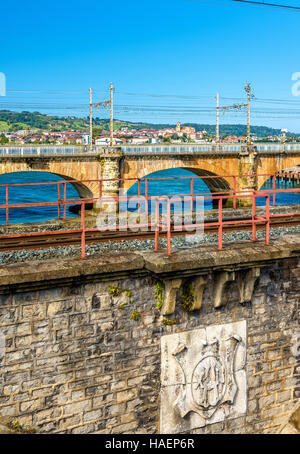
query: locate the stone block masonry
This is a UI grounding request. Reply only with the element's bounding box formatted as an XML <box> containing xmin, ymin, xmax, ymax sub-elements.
<box><xmin>0</xmin><ymin>236</ymin><xmax>299</xmax><ymax>434</ymax></box>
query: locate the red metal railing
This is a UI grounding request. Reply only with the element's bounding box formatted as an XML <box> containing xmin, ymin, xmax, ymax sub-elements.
<box><xmin>1</xmin><ymin>171</ymin><xmax>300</xmax><ymax>225</ymax></box>
<box><xmin>76</xmin><ymin>191</ymin><xmax>273</xmax><ymax>258</ymax></box>
<box><xmin>0</xmin><ymin>187</ymin><xmax>300</xmax><ymax>258</ymax></box>
<box><xmin>162</xmin><ymin>191</ymin><xmax>271</xmax><ymax>256</ymax></box>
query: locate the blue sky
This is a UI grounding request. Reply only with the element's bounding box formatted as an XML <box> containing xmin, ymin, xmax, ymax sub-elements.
<box><xmin>2</xmin><ymin>0</ymin><xmax>300</xmax><ymax>131</ymax></box>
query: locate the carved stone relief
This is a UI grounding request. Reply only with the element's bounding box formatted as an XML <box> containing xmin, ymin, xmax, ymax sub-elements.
<box><xmin>160</xmin><ymin>320</ymin><xmax>247</xmax><ymax>433</ymax></box>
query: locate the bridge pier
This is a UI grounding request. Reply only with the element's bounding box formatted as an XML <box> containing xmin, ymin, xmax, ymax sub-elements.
<box><xmin>234</xmin><ymin>148</ymin><xmax>258</xmax><ymax>207</ymax></box>
<box><xmin>98</xmin><ymin>150</ymin><xmax>122</xmax><ymax>213</ymax></box>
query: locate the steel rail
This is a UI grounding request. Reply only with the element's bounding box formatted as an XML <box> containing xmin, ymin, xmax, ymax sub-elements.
<box><xmin>0</xmin><ymin>213</ymin><xmax>299</xmax><ymax>253</ymax></box>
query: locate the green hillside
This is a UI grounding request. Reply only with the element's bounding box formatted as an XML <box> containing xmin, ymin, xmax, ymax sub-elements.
<box><xmin>0</xmin><ymin>110</ymin><xmax>298</xmax><ymax>138</ymax></box>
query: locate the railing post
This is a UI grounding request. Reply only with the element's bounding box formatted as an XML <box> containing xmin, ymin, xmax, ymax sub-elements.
<box><xmin>81</xmin><ymin>201</ymin><xmax>86</xmax><ymax>259</ymax></box>
<box><xmin>154</xmin><ymin>198</ymin><xmax>159</xmax><ymax>252</ymax></box>
<box><xmin>57</xmin><ymin>183</ymin><xmax>61</xmax><ymax>220</ymax></box>
<box><xmin>218</xmin><ymin>197</ymin><xmax>223</xmax><ymax>250</ymax></box>
<box><xmin>167</xmin><ymin>198</ymin><xmax>171</xmax><ymax>256</ymax></box>
<box><xmin>190</xmin><ymin>177</ymin><xmax>194</xmax><ymax>212</ymax></box>
<box><xmin>5</xmin><ymin>185</ymin><xmax>9</xmax><ymax>226</ymax></box>
<box><xmin>272</xmin><ymin>174</ymin><xmax>276</xmax><ymax>206</ymax></box>
<box><xmin>265</xmin><ymin>194</ymin><xmax>270</xmax><ymax>246</ymax></box>
<box><xmin>99</xmin><ymin>179</ymin><xmax>103</xmax><ymax>214</ymax></box>
<box><xmin>63</xmin><ymin>182</ymin><xmax>67</xmax><ymax>220</ymax></box>
<box><xmin>138</xmin><ymin>178</ymin><xmax>141</xmax><ymax>217</ymax></box>
<box><xmin>145</xmin><ymin>179</ymin><xmax>148</xmax><ymax>216</ymax></box>
<box><xmin>233</xmin><ymin>176</ymin><xmax>237</xmax><ymax>209</ymax></box>
<box><xmin>252</xmin><ymin>191</ymin><xmax>256</xmax><ymax>241</ymax></box>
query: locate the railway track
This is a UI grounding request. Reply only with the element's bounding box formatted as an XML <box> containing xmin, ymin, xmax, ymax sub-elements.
<box><xmin>0</xmin><ymin>214</ymin><xmax>299</xmax><ymax>252</ymax></box>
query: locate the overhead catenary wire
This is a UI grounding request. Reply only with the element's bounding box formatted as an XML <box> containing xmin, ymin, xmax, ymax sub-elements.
<box><xmin>3</xmin><ymin>87</ymin><xmax>300</xmax><ymax>126</ymax></box>
<box><xmin>187</xmin><ymin>0</ymin><xmax>300</xmax><ymax>11</ymax></box>
<box><xmin>3</xmin><ymin>99</ymin><xmax>300</xmax><ymax>111</ymax></box>
<box><xmin>6</xmin><ymin>88</ymin><xmax>300</xmax><ymax>105</ymax></box>
<box><xmin>232</xmin><ymin>0</ymin><xmax>300</xmax><ymax>11</ymax></box>
<box><xmin>5</xmin><ymin>98</ymin><xmax>300</xmax><ymax>112</ymax></box>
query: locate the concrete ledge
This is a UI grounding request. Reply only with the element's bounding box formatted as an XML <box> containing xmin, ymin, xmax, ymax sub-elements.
<box><xmin>140</xmin><ymin>237</ymin><xmax>298</xmax><ymax>276</ymax></box>
<box><xmin>0</xmin><ymin>252</ymin><xmax>145</xmax><ymax>292</ymax></box>
<box><xmin>0</xmin><ymin>235</ymin><xmax>299</xmax><ymax>292</ymax></box>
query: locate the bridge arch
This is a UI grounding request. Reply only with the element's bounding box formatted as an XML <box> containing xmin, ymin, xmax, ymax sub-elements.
<box><xmin>0</xmin><ymin>171</ymin><xmax>93</xmax><ymax>224</ymax></box>
<box><xmin>257</xmin><ymin>155</ymin><xmax>300</xmax><ymax>190</ymax></box>
<box><xmin>47</xmin><ymin>173</ymin><xmax>94</xmax><ymax>199</ymax></box>
<box><xmin>182</xmin><ymin>167</ymin><xmax>232</xmax><ymax>194</ymax></box>
<box><xmin>122</xmin><ymin>167</ymin><xmax>233</xmax><ymax>212</ymax></box>
<box><xmin>256</xmin><ymin>163</ymin><xmax>300</xmax><ymax>207</ymax></box>
<box><xmin>122</xmin><ymin>167</ymin><xmax>232</xmax><ymax>196</ymax></box>
<box><xmin>120</xmin><ymin>155</ymin><xmax>236</xmax><ymax>196</ymax></box>
<box><xmin>258</xmin><ymin>164</ymin><xmax>300</xmax><ymax>190</ymax></box>
<box><xmin>0</xmin><ymin>170</ymin><xmax>94</xmax><ymax>199</ymax></box>
<box><xmin>0</xmin><ymin>157</ymin><xmax>101</xmax><ymax>198</ymax></box>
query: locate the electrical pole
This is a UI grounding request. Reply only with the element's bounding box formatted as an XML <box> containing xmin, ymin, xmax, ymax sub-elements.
<box><xmin>281</xmin><ymin>128</ymin><xmax>288</xmax><ymax>153</ymax></box>
<box><xmin>217</xmin><ymin>84</ymin><xmax>254</xmax><ymax>150</ymax></box>
<box><xmin>216</xmin><ymin>93</ymin><xmax>219</xmax><ymax>143</ymax></box>
<box><xmin>93</xmin><ymin>83</ymin><xmax>114</xmax><ymax>150</ymax></box>
<box><xmin>89</xmin><ymin>88</ymin><xmax>93</xmax><ymax>152</ymax></box>
<box><xmin>244</xmin><ymin>83</ymin><xmax>252</xmax><ymax>151</ymax></box>
<box><xmin>110</xmin><ymin>82</ymin><xmax>114</xmax><ymax>148</ymax></box>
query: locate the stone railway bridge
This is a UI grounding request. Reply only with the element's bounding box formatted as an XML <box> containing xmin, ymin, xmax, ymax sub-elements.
<box><xmin>1</xmin><ymin>144</ymin><xmax>300</xmax><ymax>204</ymax></box>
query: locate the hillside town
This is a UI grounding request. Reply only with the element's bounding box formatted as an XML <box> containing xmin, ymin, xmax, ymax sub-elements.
<box><xmin>0</xmin><ymin>120</ymin><xmax>286</xmax><ymax>145</ymax></box>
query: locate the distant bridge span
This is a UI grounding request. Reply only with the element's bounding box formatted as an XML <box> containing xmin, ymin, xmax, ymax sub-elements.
<box><xmin>0</xmin><ymin>144</ymin><xmax>300</xmax><ymax>202</ymax></box>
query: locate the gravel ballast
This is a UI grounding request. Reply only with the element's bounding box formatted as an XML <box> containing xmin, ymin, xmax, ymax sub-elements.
<box><xmin>0</xmin><ymin>225</ymin><xmax>299</xmax><ymax>265</ymax></box>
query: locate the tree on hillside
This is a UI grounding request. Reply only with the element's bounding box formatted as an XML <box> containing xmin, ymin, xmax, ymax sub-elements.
<box><xmin>0</xmin><ymin>134</ymin><xmax>9</xmax><ymax>144</ymax></box>
<box><xmin>181</xmin><ymin>133</ymin><xmax>188</xmax><ymax>143</ymax></box>
<box><xmin>92</xmin><ymin>126</ymin><xmax>102</xmax><ymax>138</ymax></box>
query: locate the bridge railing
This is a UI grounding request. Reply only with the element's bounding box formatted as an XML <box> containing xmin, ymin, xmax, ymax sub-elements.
<box><xmin>1</xmin><ymin>142</ymin><xmax>300</xmax><ymax>155</ymax></box>
<box><xmin>0</xmin><ymin>146</ymin><xmax>91</xmax><ymax>156</ymax></box>
<box><xmin>119</xmin><ymin>143</ymin><xmax>300</xmax><ymax>154</ymax></box>
<box><xmin>256</xmin><ymin>143</ymin><xmax>300</xmax><ymax>152</ymax></box>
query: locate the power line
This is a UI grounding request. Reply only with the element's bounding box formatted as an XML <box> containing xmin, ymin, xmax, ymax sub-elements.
<box><xmin>6</xmin><ymin>89</ymin><xmax>214</xmax><ymax>100</ymax></box>
<box><xmin>115</xmin><ymin>91</ymin><xmax>214</xmax><ymax>100</ymax></box>
<box><xmin>232</xmin><ymin>0</ymin><xmax>300</xmax><ymax>10</ymax></box>
<box><xmin>7</xmin><ymin>89</ymin><xmax>300</xmax><ymax>106</ymax></box>
<box><xmin>7</xmin><ymin>90</ymin><xmax>88</xmax><ymax>95</ymax></box>
<box><xmin>3</xmin><ymin>103</ymin><xmax>300</xmax><ymax>115</ymax></box>
<box><xmin>188</xmin><ymin>0</ymin><xmax>300</xmax><ymax>11</ymax></box>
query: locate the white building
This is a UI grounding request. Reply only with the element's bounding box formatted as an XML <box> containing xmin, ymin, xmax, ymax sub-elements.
<box><xmin>129</xmin><ymin>137</ymin><xmax>149</xmax><ymax>144</ymax></box>
<box><xmin>95</xmin><ymin>137</ymin><xmax>123</xmax><ymax>145</ymax></box>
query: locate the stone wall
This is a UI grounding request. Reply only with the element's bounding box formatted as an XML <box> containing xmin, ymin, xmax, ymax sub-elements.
<box><xmin>0</xmin><ymin>236</ymin><xmax>299</xmax><ymax>434</ymax></box>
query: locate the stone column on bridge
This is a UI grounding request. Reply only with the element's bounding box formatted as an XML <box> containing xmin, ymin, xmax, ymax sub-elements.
<box><xmin>236</xmin><ymin>146</ymin><xmax>258</xmax><ymax>207</ymax></box>
<box><xmin>98</xmin><ymin>148</ymin><xmax>122</xmax><ymax>212</ymax></box>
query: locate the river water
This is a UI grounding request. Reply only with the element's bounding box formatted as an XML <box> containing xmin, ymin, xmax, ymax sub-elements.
<box><xmin>0</xmin><ymin>169</ymin><xmax>300</xmax><ymax>224</ymax></box>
